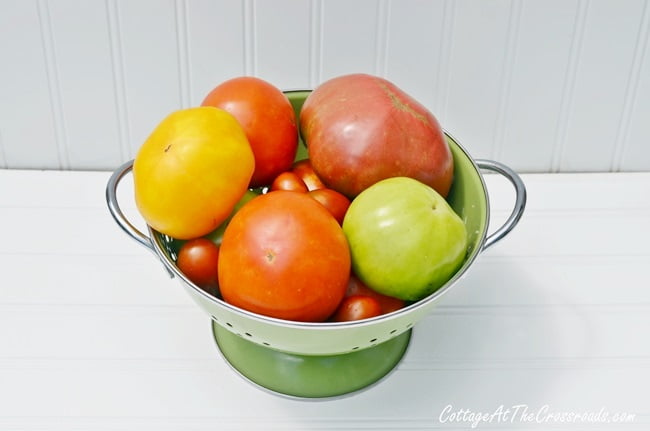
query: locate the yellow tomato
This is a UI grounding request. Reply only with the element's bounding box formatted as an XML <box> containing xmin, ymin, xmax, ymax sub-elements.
<box><xmin>133</xmin><ymin>107</ymin><xmax>254</xmax><ymax>239</ymax></box>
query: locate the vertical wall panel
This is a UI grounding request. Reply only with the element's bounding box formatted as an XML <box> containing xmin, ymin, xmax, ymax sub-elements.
<box><xmin>442</xmin><ymin>0</ymin><xmax>512</xmax><ymax>159</ymax></box>
<box><xmin>384</xmin><ymin>0</ymin><xmax>445</xmax><ymax>115</ymax></box>
<box><xmin>319</xmin><ymin>0</ymin><xmax>380</xmax><ymax>81</ymax></box>
<box><xmin>497</xmin><ymin>0</ymin><xmax>579</xmax><ymax>171</ymax></box>
<box><xmin>186</xmin><ymin>0</ymin><xmax>246</xmax><ymax>104</ymax></box>
<box><xmin>0</xmin><ymin>0</ymin><xmax>649</xmax><ymax>172</ymax></box>
<box><xmin>47</xmin><ymin>0</ymin><xmax>122</xmax><ymax>169</ymax></box>
<box><xmin>255</xmin><ymin>0</ymin><xmax>312</xmax><ymax>90</ymax></box>
<box><xmin>617</xmin><ymin>1</ymin><xmax>650</xmax><ymax>172</ymax></box>
<box><xmin>559</xmin><ymin>0</ymin><xmax>646</xmax><ymax>171</ymax></box>
<box><xmin>0</xmin><ymin>0</ymin><xmax>60</xmax><ymax>169</ymax></box>
<box><xmin>117</xmin><ymin>0</ymin><xmax>181</xmax><ymax>158</ymax></box>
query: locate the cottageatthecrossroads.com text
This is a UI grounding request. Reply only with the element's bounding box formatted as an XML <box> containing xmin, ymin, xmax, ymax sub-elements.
<box><xmin>438</xmin><ymin>404</ymin><xmax>636</xmax><ymax>428</ymax></box>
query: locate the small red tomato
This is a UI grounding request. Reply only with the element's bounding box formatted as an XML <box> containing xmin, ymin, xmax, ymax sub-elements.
<box><xmin>270</xmin><ymin>171</ymin><xmax>308</xmax><ymax>192</ymax></box>
<box><xmin>176</xmin><ymin>238</ymin><xmax>220</xmax><ymax>295</ymax></box>
<box><xmin>309</xmin><ymin>188</ymin><xmax>351</xmax><ymax>225</ymax></box>
<box><xmin>292</xmin><ymin>159</ymin><xmax>327</xmax><ymax>191</ymax></box>
<box><xmin>346</xmin><ymin>274</ymin><xmax>405</xmax><ymax>314</ymax></box>
<box><xmin>332</xmin><ymin>295</ymin><xmax>382</xmax><ymax>322</ymax></box>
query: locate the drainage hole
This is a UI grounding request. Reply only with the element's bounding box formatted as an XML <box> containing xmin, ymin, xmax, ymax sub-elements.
<box><xmin>225</xmin><ymin>322</ymin><xmax>233</xmax><ymax>328</ymax></box>
<box><xmin>244</xmin><ymin>332</ymin><xmax>252</xmax><ymax>337</ymax></box>
<box><xmin>262</xmin><ymin>342</ymin><xmax>270</xmax><ymax>346</ymax></box>
<box><xmin>369</xmin><ymin>338</ymin><xmax>377</xmax><ymax>343</ymax></box>
<box><xmin>389</xmin><ymin>329</ymin><xmax>397</xmax><ymax>334</ymax></box>
<box><xmin>352</xmin><ymin>346</ymin><xmax>360</xmax><ymax>350</ymax></box>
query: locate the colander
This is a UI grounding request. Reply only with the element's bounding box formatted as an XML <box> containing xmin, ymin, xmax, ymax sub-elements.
<box><xmin>106</xmin><ymin>90</ymin><xmax>526</xmax><ymax>399</ymax></box>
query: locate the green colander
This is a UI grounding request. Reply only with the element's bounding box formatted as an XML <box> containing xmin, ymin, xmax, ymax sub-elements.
<box><xmin>106</xmin><ymin>90</ymin><xmax>526</xmax><ymax>399</ymax></box>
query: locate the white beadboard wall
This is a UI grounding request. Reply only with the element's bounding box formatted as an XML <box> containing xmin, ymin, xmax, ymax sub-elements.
<box><xmin>0</xmin><ymin>0</ymin><xmax>649</xmax><ymax>172</ymax></box>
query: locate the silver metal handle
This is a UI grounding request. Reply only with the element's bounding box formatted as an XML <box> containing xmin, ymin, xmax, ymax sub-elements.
<box><xmin>105</xmin><ymin>160</ymin><xmax>175</xmax><ymax>277</ymax></box>
<box><xmin>476</xmin><ymin>159</ymin><xmax>527</xmax><ymax>250</ymax></box>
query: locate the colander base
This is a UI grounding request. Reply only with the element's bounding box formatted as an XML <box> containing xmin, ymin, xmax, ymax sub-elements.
<box><xmin>212</xmin><ymin>321</ymin><xmax>411</xmax><ymax>399</ymax></box>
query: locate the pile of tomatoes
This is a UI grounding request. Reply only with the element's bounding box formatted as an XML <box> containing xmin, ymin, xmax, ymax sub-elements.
<box><xmin>133</xmin><ymin>75</ymin><xmax>458</xmax><ymax>323</ymax></box>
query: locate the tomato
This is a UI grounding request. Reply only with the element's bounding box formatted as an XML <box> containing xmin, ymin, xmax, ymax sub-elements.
<box><xmin>300</xmin><ymin>74</ymin><xmax>453</xmax><ymax>199</ymax></box>
<box><xmin>331</xmin><ymin>295</ymin><xmax>382</xmax><ymax>322</ymax></box>
<box><xmin>309</xmin><ymin>188</ymin><xmax>350</xmax><ymax>225</ymax></box>
<box><xmin>133</xmin><ymin>107</ymin><xmax>254</xmax><ymax>239</ymax></box>
<box><xmin>176</xmin><ymin>238</ymin><xmax>220</xmax><ymax>295</ymax></box>
<box><xmin>218</xmin><ymin>191</ymin><xmax>351</xmax><ymax>322</ymax></box>
<box><xmin>270</xmin><ymin>171</ymin><xmax>308</xmax><ymax>193</ymax></box>
<box><xmin>202</xmin><ymin>77</ymin><xmax>298</xmax><ymax>188</ymax></box>
<box><xmin>346</xmin><ymin>274</ymin><xmax>405</xmax><ymax>314</ymax></box>
<box><xmin>291</xmin><ymin>159</ymin><xmax>327</xmax><ymax>191</ymax></box>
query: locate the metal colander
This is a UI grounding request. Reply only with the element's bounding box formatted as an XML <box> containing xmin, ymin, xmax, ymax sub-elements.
<box><xmin>106</xmin><ymin>91</ymin><xmax>525</xmax><ymax>357</ymax></box>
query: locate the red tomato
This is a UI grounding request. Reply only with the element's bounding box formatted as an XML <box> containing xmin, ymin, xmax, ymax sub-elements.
<box><xmin>346</xmin><ymin>274</ymin><xmax>405</xmax><ymax>314</ymax></box>
<box><xmin>331</xmin><ymin>295</ymin><xmax>382</xmax><ymax>322</ymax></box>
<box><xmin>309</xmin><ymin>188</ymin><xmax>350</xmax><ymax>225</ymax></box>
<box><xmin>300</xmin><ymin>74</ymin><xmax>453</xmax><ymax>199</ymax></box>
<box><xmin>291</xmin><ymin>159</ymin><xmax>327</xmax><ymax>191</ymax></box>
<box><xmin>202</xmin><ymin>77</ymin><xmax>298</xmax><ymax>188</ymax></box>
<box><xmin>218</xmin><ymin>191</ymin><xmax>351</xmax><ymax>322</ymax></box>
<box><xmin>270</xmin><ymin>171</ymin><xmax>308</xmax><ymax>193</ymax></box>
<box><xmin>176</xmin><ymin>238</ymin><xmax>220</xmax><ymax>295</ymax></box>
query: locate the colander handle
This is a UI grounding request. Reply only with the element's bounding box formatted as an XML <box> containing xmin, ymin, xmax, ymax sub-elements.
<box><xmin>475</xmin><ymin>159</ymin><xmax>527</xmax><ymax>250</ymax></box>
<box><xmin>105</xmin><ymin>160</ymin><xmax>175</xmax><ymax>278</ymax></box>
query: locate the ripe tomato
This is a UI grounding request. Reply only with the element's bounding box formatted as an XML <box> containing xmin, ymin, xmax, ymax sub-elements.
<box><xmin>291</xmin><ymin>159</ymin><xmax>327</xmax><ymax>191</ymax></box>
<box><xmin>218</xmin><ymin>191</ymin><xmax>351</xmax><ymax>322</ymax></box>
<box><xmin>331</xmin><ymin>295</ymin><xmax>382</xmax><ymax>322</ymax></box>
<box><xmin>309</xmin><ymin>188</ymin><xmax>350</xmax><ymax>225</ymax></box>
<box><xmin>202</xmin><ymin>77</ymin><xmax>298</xmax><ymax>188</ymax></box>
<box><xmin>269</xmin><ymin>171</ymin><xmax>308</xmax><ymax>193</ymax></box>
<box><xmin>133</xmin><ymin>107</ymin><xmax>254</xmax><ymax>239</ymax></box>
<box><xmin>346</xmin><ymin>274</ymin><xmax>405</xmax><ymax>314</ymax></box>
<box><xmin>176</xmin><ymin>238</ymin><xmax>220</xmax><ymax>295</ymax></box>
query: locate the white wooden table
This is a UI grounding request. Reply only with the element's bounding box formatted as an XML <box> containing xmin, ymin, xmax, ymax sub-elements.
<box><xmin>1</xmin><ymin>169</ymin><xmax>648</xmax><ymax>430</ymax></box>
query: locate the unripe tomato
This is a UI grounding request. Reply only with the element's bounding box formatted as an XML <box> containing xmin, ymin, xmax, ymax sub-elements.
<box><xmin>218</xmin><ymin>191</ymin><xmax>351</xmax><ymax>322</ymax></box>
<box><xmin>202</xmin><ymin>77</ymin><xmax>298</xmax><ymax>188</ymax></box>
<box><xmin>133</xmin><ymin>107</ymin><xmax>254</xmax><ymax>239</ymax></box>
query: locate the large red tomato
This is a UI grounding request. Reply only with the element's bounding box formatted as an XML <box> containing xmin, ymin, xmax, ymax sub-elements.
<box><xmin>300</xmin><ymin>74</ymin><xmax>453</xmax><ymax>199</ymax></box>
<box><xmin>218</xmin><ymin>191</ymin><xmax>351</xmax><ymax>322</ymax></box>
<box><xmin>202</xmin><ymin>77</ymin><xmax>298</xmax><ymax>188</ymax></box>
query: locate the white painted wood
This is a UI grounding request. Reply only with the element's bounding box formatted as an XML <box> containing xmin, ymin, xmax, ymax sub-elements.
<box><xmin>440</xmin><ymin>0</ymin><xmax>512</xmax><ymax>161</ymax></box>
<box><xmin>0</xmin><ymin>0</ymin><xmax>60</xmax><ymax>169</ymax></box>
<box><xmin>0</xmin><ymin>168</ymin><xmax>649</xmax><ymax>429</ymax></box>
<box><xmin>1</xmin><ymin>0</ymin><xmax>650</xmax><ymax>172</ymax></box>
<box><xmin>617</xmin><ymin>0</ymin><xmax>650</xmax><ymax>172</ymax></box>
<box><xmin>116</xmin><ymin>0</ymin><xmax>183</xmax><ymax>159</ymax></box>
<box><xmin>254</xmin><ymin>0</ymin><xmax>312</xmax><ymax>89</ymax></box>
<box><xmin>383</xmin><ymin>0</ymin><xmax>445</xmax><ymax>115</ymax></box>
<box><xmin>185</xmin><ymin>0</ymin><xmax>246</xmax><ymax>103</ymax></box>
<box><xmin>44</xmin><ymin>0</ymin><xmax>124</xmax><ymax>169</ymax></box>
<box><xmin>558</xmin><ymin>0</ymin><xmax>648</xmax><ymax>172</ymax></box>
<box><xmin>319</xmin><ymin>0</ymin><xmax>380</xmax><ymax>80</ymax></box>
<box><xmin>497</xmin><ymin>0</ymin><xmax>579</xmax><ymax>171</ymax></box>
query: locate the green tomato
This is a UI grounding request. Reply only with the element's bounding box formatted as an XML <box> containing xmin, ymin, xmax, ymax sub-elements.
<box><xmin>342</xmin><ymin>177</ymin><xmax>468</xmax><ymax>301</ymax></box>
<box><xmin>205</xmin><ymin>189</ymin><xmax>259</xmax><ymax>245</ymax></box>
